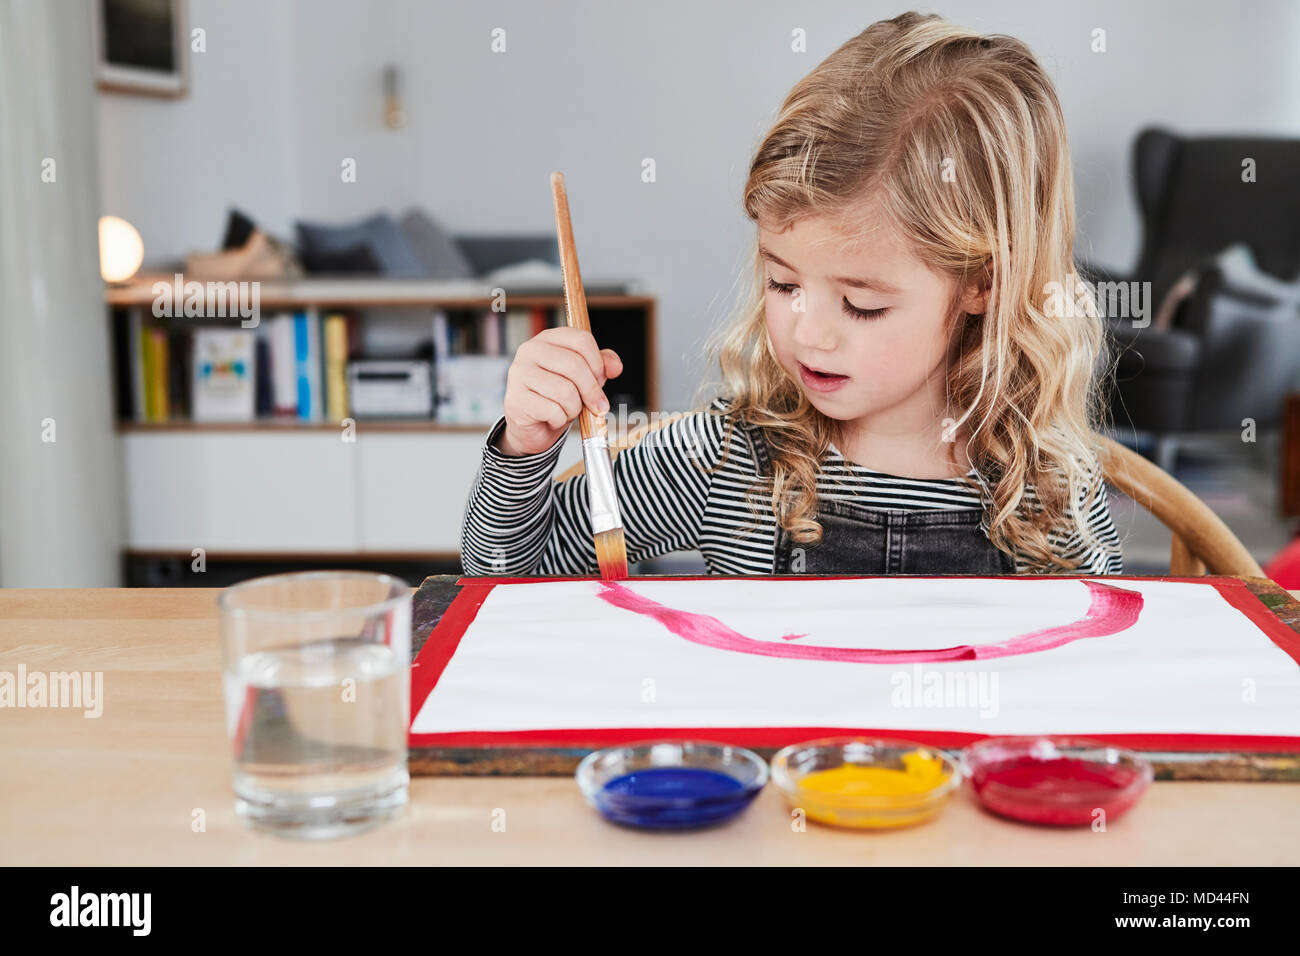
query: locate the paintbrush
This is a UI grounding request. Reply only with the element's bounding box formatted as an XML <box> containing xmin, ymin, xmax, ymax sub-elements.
<box><xmin>550</xmin><ymin>171</ymin><xmax>629</xmax><ymax>580</ymax></box>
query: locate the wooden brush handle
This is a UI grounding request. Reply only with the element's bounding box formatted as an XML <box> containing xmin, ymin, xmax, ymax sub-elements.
<box><xmin>550</xmin><ymin>172</ymin><xmax>604</xmax><ymax>443</ymax></box>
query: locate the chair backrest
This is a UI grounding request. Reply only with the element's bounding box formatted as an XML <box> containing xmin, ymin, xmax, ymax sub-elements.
<box><xmin>1131</xmin><ymin>128</ymin><xmax>1300</xmax><ymax>306</ymax></box>
<box><xmin>555</xmin><ymin>416</ymin><xmax>1264</xmax><ymax>577</ymax></box>
<box><xmin>1093</xmin><ymin>434</ymin><xmax>1262</xmax><ymax>576</ymax></box>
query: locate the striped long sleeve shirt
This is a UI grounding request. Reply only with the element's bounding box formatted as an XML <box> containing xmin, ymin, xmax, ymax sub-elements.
<box><xmin>460</xmin><ymin>397</ymin><xmax>1124</xmax><ymax>576</ymax></box>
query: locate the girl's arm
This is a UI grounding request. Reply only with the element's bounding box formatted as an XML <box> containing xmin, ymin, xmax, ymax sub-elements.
<box><xmin>460</xmin><ymin>409</ymin><xmax>723</xmax><ymax>575</ymax></box>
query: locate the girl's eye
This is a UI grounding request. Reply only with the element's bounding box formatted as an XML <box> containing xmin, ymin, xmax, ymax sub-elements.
<box><xmin>842</xmin><ymin>298</ymin><xmax>888</xmax><ymax>320</ymax></box>
<box><xmin>767</xmin><ymin>276</ymin><xmax>887</xmax><ymax>320</ymax></box>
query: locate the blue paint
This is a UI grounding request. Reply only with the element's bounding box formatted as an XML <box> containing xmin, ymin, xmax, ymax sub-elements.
<box><xmin>596</xmin><ymin>767</ymin><xmax>757</xmax><ymax>829</ymax></box>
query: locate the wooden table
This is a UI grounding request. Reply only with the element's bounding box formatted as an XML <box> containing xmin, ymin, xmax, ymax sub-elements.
<box><xmin>2</xmin><ymin>587</ymin><xmax>1298</xmax><ymax>865</ymax></box>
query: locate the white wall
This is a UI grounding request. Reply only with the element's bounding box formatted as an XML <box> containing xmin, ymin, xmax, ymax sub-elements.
<box><xmin>0</xmin><ymin>0</ymin><xmax>123</xmax><ymax>586</ymax></box>
<box><xmin>97</xmin><ymin>0</ymin><xmax>1300</xmax><ymax>411</ymax></box>
<box><xmin>97</xmin><ymin>0</ymin><xmax>300</xmax><ymax>256</ymax></box>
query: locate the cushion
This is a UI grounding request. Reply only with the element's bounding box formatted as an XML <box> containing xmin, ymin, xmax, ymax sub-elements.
<box><xmin>221</xmin><ymin>207</ymin><xmax>257</xmax><ymax>250</ymax></box>
<box><xmin>295</xmin><ymin>212</ymin><xmax>429</xmax><ymax>278</ymax></box>
<box><xmin>1154</xmin><ymin>242</ymin><xmax>1300</xmax><ymax>330</ymax></box>
<box><xmin>297</xmin><ymin>241</ymin><xmax>382</xmax><ymax>275</ymax></box>
<box><xmin>399</xmin><ymin>207</ymin><xmax>475</xmax><ymax>279</ymax></box>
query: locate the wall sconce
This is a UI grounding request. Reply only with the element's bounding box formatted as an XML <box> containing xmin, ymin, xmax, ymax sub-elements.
<box><xmin>99</xmin><ymin>215</ymin><xmax>144</xmax><ymax>283</ymax></box>
<box><xmin>383</xmin><ymin>64</ymin><xmax>407</xmax><ymax>130</ymax></box>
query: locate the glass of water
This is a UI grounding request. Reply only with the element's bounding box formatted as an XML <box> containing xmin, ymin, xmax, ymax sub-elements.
<box><xmin>218</xmin><ymin>571</ymin><xmax>411</xmax><ymax>839</ymax></box>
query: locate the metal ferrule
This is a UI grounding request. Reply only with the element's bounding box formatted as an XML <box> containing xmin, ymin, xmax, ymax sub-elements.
<box><xmin>581</xmin><ymin>435</ymin><xmax>623</xmax><ymax>535</ymax></box>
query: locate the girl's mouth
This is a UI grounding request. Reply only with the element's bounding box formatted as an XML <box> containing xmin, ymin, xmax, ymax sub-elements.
<box><xmin>797</xmin><ymin>362</ymin><xmax>850</xmax><ymax>393</ymax></box>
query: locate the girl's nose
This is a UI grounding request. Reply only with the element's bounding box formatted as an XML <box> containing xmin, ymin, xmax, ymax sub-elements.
<box><xmin>790</xmin><ymin>299</ymin><xmax>838</xmax><ymax>351</ymax></box>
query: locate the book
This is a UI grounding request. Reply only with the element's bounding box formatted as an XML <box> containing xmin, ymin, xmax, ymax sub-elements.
<box><xmin>254</xmin><ymin>332</ymin><xmax>273</xmax><ymax>417</ymax></box>
<box><xmin>323</xmin><ymin>312</ymin><xmax>349</xmax><ymax>422</ymax></box>
<box><xmin>503</xmin><ymin>309</ymin><xmax>533</xmax><ymax>356</ymax></box>
<box><xmin>478</xmin><ymin>311</ymin><xmax>503</xmax><ymax>355</ymax></box>
<box><xmin>437</xmin><ymin>354</ymin><xmax>510</xmax><ymax>425</ymax></box>
<box><xmin>449</xmin><ymin>315</ymin><xmax>471</xmax><ymax>353</ymax></box>
<box><xmin>431</xmin><ymin>309</ymin><xmax>452</xmax><ymax>417</ymax></box>
<box><xmin>431</xmin><ymin>309</ymin><xmax>451</xmax><ymax>360</ymax></box>
<box><xmin>293</xmin><ymin>309</ymin><xmax>322</xmax><ymax>421</ymax></box>
<box><xmin>140</xmin><ymin>326</ymin><xmax>156</xmax><ymax>421</ymax></box>
<box><xmin>268</xmin><ymin>313</ymin><xmax>298</xmax><ymax>416</ymax></box>
<box><xmin>145</xmin><ymin>327</ymin><xmax>169</xmax><ymax>421</ymax></box>
<box><xmin>126</xmin><ymin>310</ymin><xmax>146</xmax><ymax>421</ymax></box>
<box><xmin>309</xmin><ymin>310</ymin><xmax>323</xmax><ymax>420</ymax></box>
<box><xmin>529</xmin><ymin>305</ymin><xmax>548</xmax><ymax>338</ymax></box>
<box><xmin>111</xmin><ymin>309</ymin><xmax>136</xmax><ymax>420</ymax></box>
<box><xmin>168</xmin><ymin>328</ymin><xmax>191</xmax><ymax>419</ymax></box>
<box><xmin>192</xmin><ymin>329</ymin><xmax>256</xmax><ymax>422</ymax></box>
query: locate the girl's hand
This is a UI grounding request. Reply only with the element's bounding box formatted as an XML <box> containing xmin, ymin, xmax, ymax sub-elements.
<box><xmin>497</xmin><ymin>327</ymin><xmax>624</xmax><ymax>456</ymax></box>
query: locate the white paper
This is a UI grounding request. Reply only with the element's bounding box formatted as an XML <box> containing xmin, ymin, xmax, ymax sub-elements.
<box><xmin>411</xmin><ymin>577</ymin><xmax>1300</xmax><ymax>740</ymax></box>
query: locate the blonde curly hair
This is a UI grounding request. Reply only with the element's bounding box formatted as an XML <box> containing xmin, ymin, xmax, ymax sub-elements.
<box><xmin>694</xmin><ymin>10</ymin><xmax>1115</xmax><ymax>572</ymax></box>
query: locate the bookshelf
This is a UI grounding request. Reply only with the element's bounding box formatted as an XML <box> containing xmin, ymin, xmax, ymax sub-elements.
<box><xmin>106</xmin><ymin>277</ymin><xmax>658</xmax><ymax>582</ymax></box>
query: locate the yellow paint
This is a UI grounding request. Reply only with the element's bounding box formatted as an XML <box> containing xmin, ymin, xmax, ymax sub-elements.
<box><xmin>794</xmin><ymin>750</ymin><xmax>953</xmax><ymax>829</ymax></box>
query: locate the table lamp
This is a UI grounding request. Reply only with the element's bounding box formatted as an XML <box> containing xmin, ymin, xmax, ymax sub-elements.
<box><xmin>99</xmin><ymin>215</ymin><xmax>143</xmax><ymax>283</ymax></box>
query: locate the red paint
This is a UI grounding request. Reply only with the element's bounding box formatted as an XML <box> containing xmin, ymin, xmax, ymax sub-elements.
<box><xmin>594</xmin><ymin>579</ymin><xmax>1143</xmax><ymax>664</ymax></box>
<box><xmin>408</xmin><ymin>584</ymin><xmax>495</xmax><ymax>720</ymax></box>
<box><xmin>967</xmin><ymin>754</ymin><xmax>1150</xmax><ymax>826</ymax></box>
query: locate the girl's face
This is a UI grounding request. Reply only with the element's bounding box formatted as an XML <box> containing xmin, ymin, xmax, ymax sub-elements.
<box><xmin>760</xmin><ymin>212</ymin><xmax>984</xmax><ymax>429</ymax></box>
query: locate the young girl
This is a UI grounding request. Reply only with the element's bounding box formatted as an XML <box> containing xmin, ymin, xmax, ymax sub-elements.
<box><xmin>462</xmin><ymin>11</ymin><xmax>1123</xmax><ymax>577</ymax></box>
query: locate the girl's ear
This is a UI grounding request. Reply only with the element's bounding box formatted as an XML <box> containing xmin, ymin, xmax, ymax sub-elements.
<box><xmin>958</xmin><ymin>263</ymin><xmax>993</xmax><ymax>315</ymax></box>
<box><xmin>960</xmin><ymin>286</ymin><xmax>989</xmax><ymax>315</ymax></box>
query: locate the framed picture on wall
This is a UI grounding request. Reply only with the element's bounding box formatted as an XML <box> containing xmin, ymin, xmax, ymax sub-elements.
<box><xmin>92</xmin><ymin>0</ymin><xmax>188</xmax><ymax>97</ymax></box>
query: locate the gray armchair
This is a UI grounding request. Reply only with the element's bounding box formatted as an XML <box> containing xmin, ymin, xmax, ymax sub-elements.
<box><xmin>1081</xmin><ymin>128</ymin><xmax>1300</xmax><ymax>471</ymax></box>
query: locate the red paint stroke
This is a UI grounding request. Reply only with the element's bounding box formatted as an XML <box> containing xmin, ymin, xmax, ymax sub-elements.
<box><xmin>594</xmin><ymin>579</ymin><xmax>1143</xmax><ymax>664</ymax></box>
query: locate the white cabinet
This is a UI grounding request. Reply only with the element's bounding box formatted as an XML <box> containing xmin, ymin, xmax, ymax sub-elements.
<box><xmin>356</xmin><ymin>433</ymin><xmax>477</xmax><ymax>552</ymax></box>
<box><xmin>123</xmin><ymin>428</ymin><xmax>584</xmax><ymax>555</ymax></box>
<box><xmin>354</xmin><ymin>431</ymin><xmax>583</xmax><ymax>551</ymax></box>
<box><xmin>125</xmin><ymin>432</ymin><xmax>359</xmax><ymax>551</ymax></box>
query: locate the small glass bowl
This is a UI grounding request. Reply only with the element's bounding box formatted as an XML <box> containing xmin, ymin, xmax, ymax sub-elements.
<box><xmin>962</xmin><ymin>736</ymin><xmax>1154</xmax><ymax>827</ymax></box>
<box><xmin>770</xmin><ymin>737</ymin><xmax>962</xmax><ymax>830</ymax></box>
<box><xmin>575</xmin><ymin>740</ymin><xmax>769</xmax><ymax>830</ymax></box>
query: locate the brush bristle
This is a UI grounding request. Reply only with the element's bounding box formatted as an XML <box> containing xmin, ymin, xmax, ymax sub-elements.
<box><xmin>594</xmin><ymin>528</ymin><xmax>629</xmax><ymax>580</ymax></box>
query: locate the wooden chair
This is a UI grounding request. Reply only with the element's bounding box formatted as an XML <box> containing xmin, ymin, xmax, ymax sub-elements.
<box><xmin>1094</xmin><ymin>434</ymin><xmax>1262</xmax><ymax>576</ymax></box>
<box><xmin>555</xmin><ymin>414</ymin><xmax>1264</xmax><ymax>577</ymax></box>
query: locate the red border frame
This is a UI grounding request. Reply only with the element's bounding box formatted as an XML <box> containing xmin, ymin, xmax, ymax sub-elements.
<box><xmin>409</xmin><ymin>575</ymin><xmax>1300</xmax><ymax>753</ymax></box>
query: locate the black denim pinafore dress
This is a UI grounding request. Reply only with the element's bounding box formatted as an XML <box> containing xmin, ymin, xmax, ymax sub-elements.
<box><xmin>746</xmin><ymin>421</ymin><xmax>1018</xmax><ymax>575</ymax></box>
